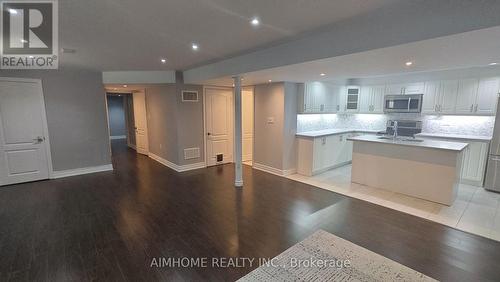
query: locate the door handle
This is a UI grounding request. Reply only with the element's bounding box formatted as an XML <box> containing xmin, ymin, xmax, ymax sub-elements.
<box><xmin>33</xmin><ymin>136</ymin><xmax>44</xmax><ymax>144</ymax></box>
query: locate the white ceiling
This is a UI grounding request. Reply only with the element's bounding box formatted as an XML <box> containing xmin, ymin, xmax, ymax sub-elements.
<box><xmin>199</xmin><ymin>26</ymin><xmax>500</xmax><ymax>87</ymax></box>
<box><xmin>59</xmin><ymin>0</ymin><xmax>398</xmax><ymax>71</ymax></box>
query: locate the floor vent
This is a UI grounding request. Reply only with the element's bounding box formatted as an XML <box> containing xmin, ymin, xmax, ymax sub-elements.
<box><xmin>184</xmin><ymin>147</ymin><xmax>201</xmax><ymax>160</ymax></box>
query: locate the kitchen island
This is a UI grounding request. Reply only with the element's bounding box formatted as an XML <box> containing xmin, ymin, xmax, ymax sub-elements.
<box><xmin>347</xmin><ymin>135</ymin><xmax>468</xmax><ymax>205</ymax></box>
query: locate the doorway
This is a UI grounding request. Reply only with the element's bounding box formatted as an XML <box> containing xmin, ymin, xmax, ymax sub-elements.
<box><xmin>203</xmin><ymin>86</ymin><xmax>254</xmax><ymax>167</ymax></box>
<box><xmin>105</xmin><ymin>87</ymin><xmax>149</xmax><ymax>156</ymax></box>
<box><xmin>0</xmin><ymin>78</ymin><xmax>53</xmax><ymax>186</ymax></box>
<box><xmin>242</xmin><ymin>88</ymin><xmax>254</xmax><ymax>166</ymax></box>
<box><xmin>106</xmin><ymin>94</ymin><xmax>128</xmax><ymax>140</ymax></box>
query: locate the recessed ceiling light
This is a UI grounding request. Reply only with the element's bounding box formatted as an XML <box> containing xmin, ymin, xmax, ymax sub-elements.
<box><xmin>28</xmin><ymin>55</ymin><xmax>34</xmax><ymax>58</ymax></box>
<box><xmin>8</xmin><ymin>9</ymin><xmax>17</xmax><ymax>14</ymax></box>
<box><xmin>113</xmin><ymin>88</ymin><xmax>118</xmax><ymax>90</ymax></box>
<box><xmin>20</xmin><ymin>39</ymin><xmax>28</xmax><ymax>43</ymax></box>
<box><xmin>161</xmin><ymin>58</ymin><xmax>167</xmax><ymax>63</ymax></box>
<box><xmin>268</xmin><ymin>79</ymin><xmax>272</xmax><ymax>83</ymax></box>
<box><xmin>320</xmin><ymin>73</ymin><xmax>326</xmax><ymax>76</ymax></box>
<box><xmin>123</xmin><ymin>85</ymin><xmax>128</xmax><ymax>88</ymax></box>
<box><xmin>489</xmin><ymin>62</ymin><xmax>498</xmax><ymax>66</ymax></box>
<box><xmin>251</xmin><ymin>17</ymin><xmax>260</xmax><ymax>26</ymax></box>
<box><xmin>405</xmin><ymin>61</ymin><xmax>413</xmax><ymax>66</ymax></box>
<box><xmin>192</xmin><ymin>43</ymin><xmax>199</xmax><ymax>50</ymax></box>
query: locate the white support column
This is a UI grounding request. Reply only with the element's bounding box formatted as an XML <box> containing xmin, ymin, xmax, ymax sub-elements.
<box><xmin>233</xmin><ymin>76</ymin><xmax>243</xmax><ymax>187</ymax></box>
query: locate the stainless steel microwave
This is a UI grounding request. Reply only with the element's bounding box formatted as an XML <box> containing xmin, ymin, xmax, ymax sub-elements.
<box><xmin>384</xmin><ymin>94</ymin><xmax>423</xmax><ymax>113</ymax></box>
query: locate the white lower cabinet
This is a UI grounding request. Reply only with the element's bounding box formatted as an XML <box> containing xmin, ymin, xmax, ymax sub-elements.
<box><xmin>297</xmin><ymin>134</ymin><xmax>353</xmax><ymax>176</ymax></box>
<box><xmin>461</xmin><ymin>141</ymin><xmax>489</xmax><ymax>185</ymax></box>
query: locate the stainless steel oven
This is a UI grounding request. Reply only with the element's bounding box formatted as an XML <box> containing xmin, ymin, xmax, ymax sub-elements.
<box><xmin>384</xmin><ymin>94</ymin><xmax>423</xmax><ymax>113</ymax></box>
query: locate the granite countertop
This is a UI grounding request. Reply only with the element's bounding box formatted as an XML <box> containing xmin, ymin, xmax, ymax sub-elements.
<box><xmin>347</xmin><ymin>134</ymin><xmax>468</xmax><ymax>151</ymax></box>
<box><xmin>296</xmin><ymin>129</ymin><xmax>383</xmax><ymax>138</ymax></box>
<box><xmin>415</xmin><ymin>133</ymin><xmax>492</xmax><ymax>142</ymax></box>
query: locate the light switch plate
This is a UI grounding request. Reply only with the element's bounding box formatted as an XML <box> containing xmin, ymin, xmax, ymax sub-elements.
<box><xmin>267</xmin><ymin>117</ymin><xmax>275</xmax><ymax>124</ymax></box>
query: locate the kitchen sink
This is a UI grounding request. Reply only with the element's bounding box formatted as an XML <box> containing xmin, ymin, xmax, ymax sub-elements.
<box><xmin>377</xmin><ymin>136</ymin><xmax>424</xmax><ymax>142</ymax></box>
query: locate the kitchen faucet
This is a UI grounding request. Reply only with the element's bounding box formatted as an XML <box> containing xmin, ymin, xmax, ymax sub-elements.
<box><xmin>392</xmin><ymin>120</ymin><xmax>399</xmax><ymax>139</ymax></box>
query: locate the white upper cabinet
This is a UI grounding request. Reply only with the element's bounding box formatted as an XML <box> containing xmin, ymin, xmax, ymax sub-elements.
<box><xmin>371</xmin><ymin>85</ymin><xmax>385</xmax><ymax>113</ymax></box>
<box><xmin>299</xmin><ymin>77</ymin><xmax>498</xmax><ymax>116</ymax></box>
<box><xmin>438</xmin><ymin>80</ymin><xmax>459</xmax><ymax>114</ymax></box>
<box><xmin>299</xmin><ymin>82</ymin><xmax>342</xmax><ymax>113</ymax></box>
<box><xmin>344</xmin><ymin>86</ymin><xmax>360</xmax><ymax>112</ymax></box>
<box><xmin>476</xmin><ymin>78</ymin><xmax>500</xmax><ymax>115</ymax></box>
<box><xmin>359</xmin><ymin>86</ymin><xmax>372</xmax><ymax>113</ymax></box>
<box><xmin>385</xmin><ymin>84</ymin><xmax>405</xmax><ymax>95</ymax></box>
<box><xmin>385</xmin><ymin>82</ymin><xmax>424</xmax><ymax>95</ymax></box>
<box><xmin>455</xmin><ymin>79</ymin><xmax>479</xmax><ymax>114</ymax></box>
<box><xmin>359</xmin><ymin>85</ymin><xmax>384</xmax><ymax>113</ymax></box>
<box><xmin>404</xmin><ymin>83</ymin><xmax>425</xmax><ymax>94</ymax></box>
<box><xmin>422</xmin><ymin>78</ymin><xmax>498</xmax><ymax>116</ymax></box>
<box><xmin>422</xmin><ymin>81</ymin><xmax>440</xmax><ymax>114</ymax></box>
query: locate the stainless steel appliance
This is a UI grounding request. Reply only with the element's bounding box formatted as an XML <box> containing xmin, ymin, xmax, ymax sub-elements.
<box><xmin>484</xmin><ymin>96</ymin><xmax>500</xmax><ymax>192</ymax></box>
<box><xmin>385</xmin><ymin>120</ymin><xmax>422</xmax><ymax>137</ymax></box>
<box><xmin>384</xmin><ymin>94</ymin><xmax>423</xmax><ymax>113</ymax></box>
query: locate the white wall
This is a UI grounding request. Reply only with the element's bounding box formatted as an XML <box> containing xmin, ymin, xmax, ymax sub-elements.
<box><xmin>145</xmin><ymin>84</ymin><xmax>205</xmax><ymax>166</ymax></box>
<box><xmin>0</xmin><ymin>69</ymin><xmax>112</xmax><ymax>171</ymax></box>
<box><xmin>254</xmin><ymin>82</ymin><xmax>298</xmax><ymax>171</ymax></box>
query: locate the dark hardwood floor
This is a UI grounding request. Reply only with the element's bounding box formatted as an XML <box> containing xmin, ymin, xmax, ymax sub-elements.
<box><xmin>1</xmin><ymin>140</ymin><xmax>500</xmax><ymax>281</ymax></box>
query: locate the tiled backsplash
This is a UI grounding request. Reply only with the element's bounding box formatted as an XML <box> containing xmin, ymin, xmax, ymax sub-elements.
<box><xmin>297</xmin><ymin>114</ymin><xmax>495</xmax><ymax>136</ymax></box>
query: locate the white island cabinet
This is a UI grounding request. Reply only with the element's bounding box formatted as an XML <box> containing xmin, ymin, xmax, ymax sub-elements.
<box><xmin>416</xmin><ymin>133</ymin><xmax>491</xmax><ymax>186</ymax></box>
<box><xmin>348</xmin><ymin>135</ymin><xmax>468</xmax><ymax>206</ymax></box>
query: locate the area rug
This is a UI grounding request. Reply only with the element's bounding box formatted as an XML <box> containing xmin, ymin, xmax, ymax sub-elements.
<box><xmin>238</xmin><ymin>230</ymin><xmax>437</xmax><ymax>281</ymax></box>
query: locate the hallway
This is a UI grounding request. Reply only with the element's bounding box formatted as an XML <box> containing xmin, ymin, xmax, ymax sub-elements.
<box><xmin>1</xmin><ymin>140</ymin><xmax>500</xmax><ymax>281</ymax></box>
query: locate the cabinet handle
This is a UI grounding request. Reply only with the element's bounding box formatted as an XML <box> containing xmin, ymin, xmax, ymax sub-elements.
<box><xmin>336</xmin><ymin>105</ymin><xmax>340</xmax><ymax>111</ymax></box>
<box><xmin>470</xmin><ymin>104</ymin><xmax>474</xmax><ymax>112</ymax></box>
<box><xmin>474</xmin><ymin>104</ymin><xmax>478</xmax><ymax>112</ymax></box>
<box><xmin>435</xmin><ymin>105</ymin><xmax>438</xmax><ymax>112</ymax></box>
<box><xmin>320</xmin><ymin>104</ymin><xmax>324</xmax><ymax>112</ymax></box>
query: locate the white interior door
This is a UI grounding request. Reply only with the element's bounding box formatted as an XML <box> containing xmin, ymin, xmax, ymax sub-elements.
<box><xmin>0</xmin><ymin>79</ymin><xmax>51</xmax><ymax>186</ymax></box>
<box><xmin>242</xmin><ymin>89</ymin><xmax>254</xmax><ymax>163</ymax></box>
<box><xmin>205</xmin><ymin>88</ymin><xmax>233</xmax><ymax>166</ymax></box>
<box><xmin>132</xmin><ymin>91</ymin><xmax>149</xmax><ymax>155</ymax></box>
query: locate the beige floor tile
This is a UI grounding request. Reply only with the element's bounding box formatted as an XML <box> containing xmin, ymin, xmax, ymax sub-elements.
<box><xmin>457</xmin><ymin>202</ymin><xmax>496</xmax><ymax>233</ymax></box>
<box><xmin>456</xmin><ymin>184</ymin><xmax>478</xmax><ymax>202</ymax></box>
<box><xmin>383</xmin><ymin>193</ymin><xmax>441</xmax><ymax>219</ymax></box>
<box><xmin>427</xmin><ymin>200</ymin><xmax>468</xmax><ymax>228</ymax></box>
<box><xmin>470</xmin><ymin>188</ymin><xmax>500</xmax><ymax>208</ymax></box>
<box><xmin>287</xmin><ymin>165</ymin><xmax>498</xmax><ymax>242</ymax></box>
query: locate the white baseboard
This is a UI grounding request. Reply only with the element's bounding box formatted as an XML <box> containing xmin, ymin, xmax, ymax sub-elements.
<box><xmin>253</xmin><ymin>162</ymin><xmax>297</xmax><ymax>177</ymax></box>
<box><xmin>110</xmin><ymin>135</ymin><xmax>126</xmax><ymax>140</ymax></box>
<box><xmin>149</xmin><ymin>153</ymin><xmax>206</xmax><ymax>172</ymax></box>
<box><xmin>51</xmin><ymin>164</ymin><xmax>114</xmax><ymax>179</ymax></box>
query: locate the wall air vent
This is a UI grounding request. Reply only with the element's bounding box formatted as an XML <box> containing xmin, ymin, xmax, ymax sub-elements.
<box><xmin>182</xmin><ymin>90</ymin><xmax>199</xmax><ymax>102</ymax></box>
<box><xmin>184</xmin><ymin>147</ymin><xmax>201</xmax><ymax>160</ymax></box>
